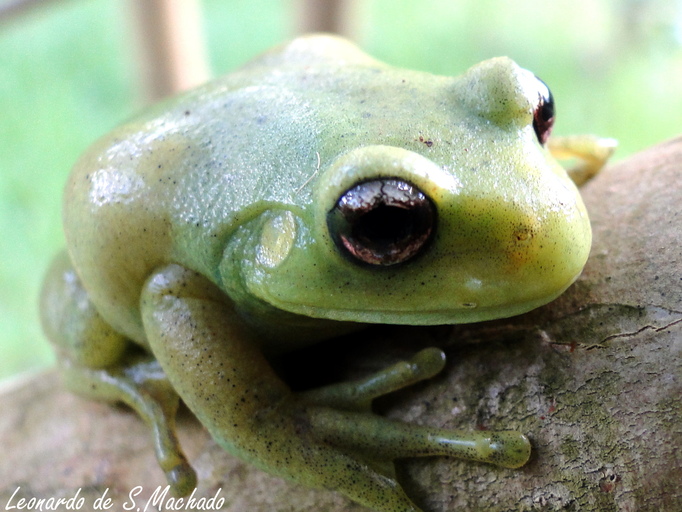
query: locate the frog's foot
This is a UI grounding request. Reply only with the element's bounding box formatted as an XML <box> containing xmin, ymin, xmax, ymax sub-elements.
<box><xmin>548</xmin><ymin>134</ymin><xmax>617</xmax><ymax>186</ymax></box>
<box><xmin>300</xmin><ymin>347</ymin><xmax>531</xmax><ymax>470</ymax></box>
<box><xmin>61</xmin><ymin>358</ymin><xmax>197</xmax><ymax>495</ymax></box>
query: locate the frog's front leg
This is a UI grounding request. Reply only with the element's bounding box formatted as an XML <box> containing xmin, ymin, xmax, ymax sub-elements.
<box><xmin>301</xmin><ymin>348</ymin><xmax>531</xmax><ymax>469</ymax></box>
<box><xmin>141</xmin><ymin>264</ymin><xmax>530</xmax><ymax>512</ymax></box>
<box><xmin>548</xmin><ymin>134</ymin><xmax>617</xmax><ymax>185</ymax></box>
<box><xmin>141</xmin><ymin>264</ymin><xmax>424</xmax><ymax>512</ymax></box>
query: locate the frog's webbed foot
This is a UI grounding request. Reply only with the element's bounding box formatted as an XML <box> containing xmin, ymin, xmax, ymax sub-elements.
<box><xmin>60</xmin><ymin>358</ymin><xmax>197</xmax><ymax>495</ymax></box>
<box><xmin>548</xmin><ymin>134</ymin><xmax>617</xmax><ymax>186</ymax></box>
<box><xmin>300</xmin><ymin>348</ymin><xmax>530</xmax><ymax>470</ymax></box>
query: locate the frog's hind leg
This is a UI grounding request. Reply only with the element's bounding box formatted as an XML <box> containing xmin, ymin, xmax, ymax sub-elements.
<box><xmin>59</xmin><ymin>359</ymin><xmax>197</xmax><ymax>494</ymax></box>
<box><xmin>40</xmin><ymin>251</ymin><xmax>196</xmax><ymax>495</ymax></box>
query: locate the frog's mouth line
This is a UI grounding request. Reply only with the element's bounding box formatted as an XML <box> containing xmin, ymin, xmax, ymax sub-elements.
<box><xmin>268</xmin><ymin>288</ymin><xmax>570</xmax><ymax>326</ymax></box>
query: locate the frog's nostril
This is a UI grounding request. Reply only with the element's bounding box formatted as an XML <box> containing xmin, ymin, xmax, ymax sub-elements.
<box><xmin>327</xmin><ymin>178</ymin><xmax>436</xmax><ymax>266</ymax></box>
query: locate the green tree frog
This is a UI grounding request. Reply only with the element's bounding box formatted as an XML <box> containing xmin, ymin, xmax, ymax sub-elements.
<box><xmin>40</xmin><ymin>35</ymin><xmax>614</xmax><ymax>512</ymax></box>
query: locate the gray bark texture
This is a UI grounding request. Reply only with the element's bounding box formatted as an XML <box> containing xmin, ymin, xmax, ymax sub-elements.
<box><xmin>1</xmin><ymin>137</ymin><xmax>680</xmax><ymax>512</ymax></box>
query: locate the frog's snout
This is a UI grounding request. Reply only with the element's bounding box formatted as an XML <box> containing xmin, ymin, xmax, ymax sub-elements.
<box><xmin>327</xmin><ymin>178</ymin><xmax>436</xmax><ymax>266</ymax></box>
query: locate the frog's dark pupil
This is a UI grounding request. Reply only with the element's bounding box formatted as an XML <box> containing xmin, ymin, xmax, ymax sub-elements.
<box><xmin>327</xmin><ymin>178</ymin><xmax>436</xmax><ymax>266</ymax></box>
<box><xmin>356</xmin><ymin>205</ymin><xmax>414</xmax><ymax>245</ymax></box>
<box><xmin>532</xmin><ymin>76</ymin><xmax>555</xmax><ymax>145</ymax></box>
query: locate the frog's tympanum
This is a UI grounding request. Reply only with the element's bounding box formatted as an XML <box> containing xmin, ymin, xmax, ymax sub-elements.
<box><xmin>41</xmin><ymin>35</ymin><xmax>614</xmax><ymax>511</ymax></box>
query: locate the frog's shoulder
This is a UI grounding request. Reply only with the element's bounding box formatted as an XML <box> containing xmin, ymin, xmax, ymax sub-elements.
<box><xmin>242</xmin><ymin>34</ymin><xmax>383</xmax><ymax>70</ymax></box>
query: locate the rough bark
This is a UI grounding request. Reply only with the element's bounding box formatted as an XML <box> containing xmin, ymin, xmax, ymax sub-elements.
<box><xmin>1</xmin><ymin>137</ymin><xmax>680</xmax><ymax>511</ymax></box>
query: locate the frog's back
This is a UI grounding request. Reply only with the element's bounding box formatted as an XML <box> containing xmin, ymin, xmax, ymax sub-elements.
<box><xmin>62</xmin><ymin>36</ymin><xmax>390</xmax><ymax>342</ymax></box>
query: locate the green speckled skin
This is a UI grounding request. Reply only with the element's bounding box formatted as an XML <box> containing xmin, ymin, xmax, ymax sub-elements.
<box><xmin>40</xmin><ymin>35</ymin><xmax>599</xmax><ymax>511</ymax></box>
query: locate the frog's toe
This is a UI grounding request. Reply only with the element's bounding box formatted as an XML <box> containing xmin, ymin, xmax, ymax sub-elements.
<box><xmin>483</xmin><ymin>431</ymin><xmax>531</xmax><ymax>469</ymax></box>
<box><xmin>165</xmin><ymin>463</ymin><xmax>197</xmax><ymax>496</ymax></box>
<box><xmin>300</xmin><ymin>347</ymin><xmax>447</xmax><ymax>411</ymax></box>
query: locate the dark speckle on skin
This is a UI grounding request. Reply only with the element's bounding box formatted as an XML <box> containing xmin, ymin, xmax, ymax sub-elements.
<box><xmin>417</xmin><ymin>135</ymin><xmax>433</xmax><ymax>147</ymax></box>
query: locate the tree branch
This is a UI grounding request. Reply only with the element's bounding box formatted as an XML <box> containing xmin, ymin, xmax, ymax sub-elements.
<box><xmin>1</xmin><ymin>137</ymin><xmax>680</xmax><ymax>511</ymax></box>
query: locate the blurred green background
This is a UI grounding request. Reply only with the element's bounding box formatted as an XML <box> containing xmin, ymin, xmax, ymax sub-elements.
<box><xmin>1</xmin><ymin>0</ymin><xmax>680</xmax><ymax>381</ymax></box>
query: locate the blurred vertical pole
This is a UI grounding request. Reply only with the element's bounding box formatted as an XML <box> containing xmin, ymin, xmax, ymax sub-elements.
<box><xmin>127</xmin><ymin>0</ymin><xmax>210</xmax><ymax>103</ymax></box>
<box><xmin>294</xmin><ymin>0</ymin><xmax>356</xmax><ymax>36</ymax></box>
<box><xmin>0</xmin><ymin>0</ymin><xmax>68</xmax><ymax>22</ymax></box>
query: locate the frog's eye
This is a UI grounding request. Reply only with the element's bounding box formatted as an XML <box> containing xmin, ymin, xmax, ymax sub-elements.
<box><xmin>533</xmin><ymin>77</ymin><xmax>555</xmax><ymax>145</ymax></box>
<box><xmin>327</xmin><ymin>178</ymin><xmax>436</xmax><ymax>266</ymax></box>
